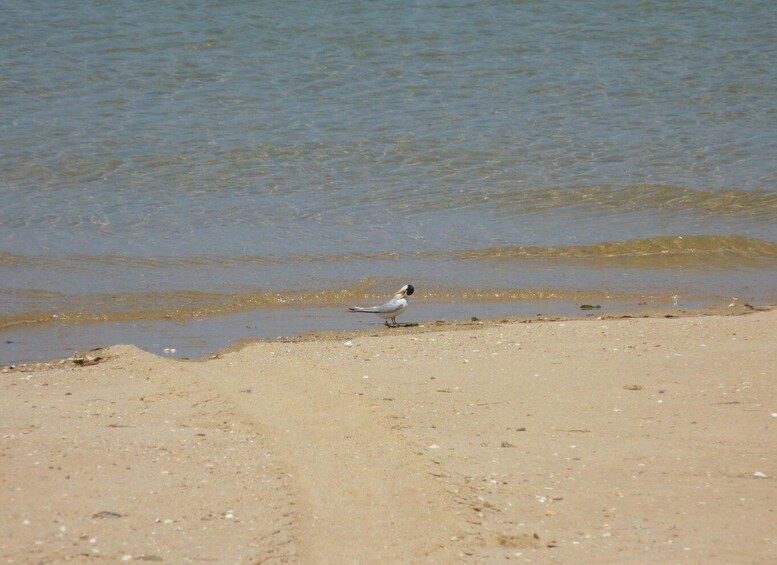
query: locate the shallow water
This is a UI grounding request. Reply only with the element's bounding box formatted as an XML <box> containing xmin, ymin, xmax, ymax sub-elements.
<box><xmin>2</xmin><ymin>0</ymin><xmax>776</xmax><ymax>363</ymax></box>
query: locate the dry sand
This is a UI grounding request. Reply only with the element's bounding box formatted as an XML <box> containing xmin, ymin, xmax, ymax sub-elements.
<box><xmin>2</xmin><ymin>307</ymin><xmax>776</xmax><ymax>564</ymax></box>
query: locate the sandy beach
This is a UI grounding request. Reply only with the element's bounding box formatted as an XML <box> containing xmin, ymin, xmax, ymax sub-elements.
<box><xmin>2</xmin><ymin>306</ymin><xmax>776</xmax><ymax>564</ymax></box>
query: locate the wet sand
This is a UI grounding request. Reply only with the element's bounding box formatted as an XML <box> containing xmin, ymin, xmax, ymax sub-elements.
<box><xmin>2</xmin><ymin>307</ymin><xmax>776</xmax><ymax>563</ymax></box>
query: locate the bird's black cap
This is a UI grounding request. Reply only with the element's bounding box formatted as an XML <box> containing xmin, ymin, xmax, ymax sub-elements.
<box><xmin>406</xmin><ymin>284</ymin><xmax>415</xmax><ymax>296</ymax></box>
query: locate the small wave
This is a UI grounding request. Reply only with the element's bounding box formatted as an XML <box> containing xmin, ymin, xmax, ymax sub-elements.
<box><xmin>385</xmin><ymin>184</ymin><xmax>777</xmax><ymax>220</ymax></box>
<box><xmin>4</xmin><ymin>235</ymin><xmax>777</xmax><ymax>272</ymax></box>
<box><xmin>453</xmin><ymin>235</ymin><xmax>777</xmax><ymax>261</ymax></box>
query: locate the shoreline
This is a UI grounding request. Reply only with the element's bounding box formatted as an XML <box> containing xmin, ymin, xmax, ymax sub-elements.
<box><xmin>2</xmin><ymin>300</ymin><xmax>770</xmax><ymax>370</ymax></box>
<box><xmin>246</xmin><ymin>300</ymin><xmax>771</xmax><ymax>346</ymax></box>
<box><xmin>2</xmin><ymin>305</ymin><xmax>776</xmax><ymax>562</ymax></box>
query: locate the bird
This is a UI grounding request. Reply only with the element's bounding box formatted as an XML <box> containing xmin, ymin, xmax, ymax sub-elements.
<box><xmin>348</xmin><ymin>284</ymin><xmax>415</xmax><ymax>327</ymax></box>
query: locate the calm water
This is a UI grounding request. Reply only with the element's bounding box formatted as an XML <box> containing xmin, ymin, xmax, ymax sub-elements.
<box><xmin>2</xmin><ymin>0</ymin><xmax>777</xmax><ymax>363</ymax></box>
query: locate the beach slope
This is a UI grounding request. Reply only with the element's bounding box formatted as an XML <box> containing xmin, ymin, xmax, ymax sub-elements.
<box><xmin>2</xmin><ymin>309</ymin><xmax>776</xmax><ymax>563</ymax></box>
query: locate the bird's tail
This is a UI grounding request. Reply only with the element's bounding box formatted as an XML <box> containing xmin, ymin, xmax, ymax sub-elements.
<box><xmin>348</xmin><ymin>307</ymin><xmax>375</xmax><ymax>313</ymax></box>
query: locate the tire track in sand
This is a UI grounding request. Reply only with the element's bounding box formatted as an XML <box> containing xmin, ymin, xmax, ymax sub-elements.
<box><xmin>189</xmin><ymin>343</ymin><xmax>466</xmax><ymax>563</ymax></box>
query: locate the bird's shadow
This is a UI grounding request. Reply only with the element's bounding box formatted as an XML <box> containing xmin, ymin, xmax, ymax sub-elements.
<box><xmin>386</xmin><ymin>322</ymin><xmax>419</xmax><ymax>328</ymax></box>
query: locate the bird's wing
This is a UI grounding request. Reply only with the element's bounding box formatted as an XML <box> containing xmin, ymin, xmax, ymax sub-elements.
<box><xmin>349</xmin><ymin>299</ymin><xmax>403</xmax><ymax>314</ymax></box>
